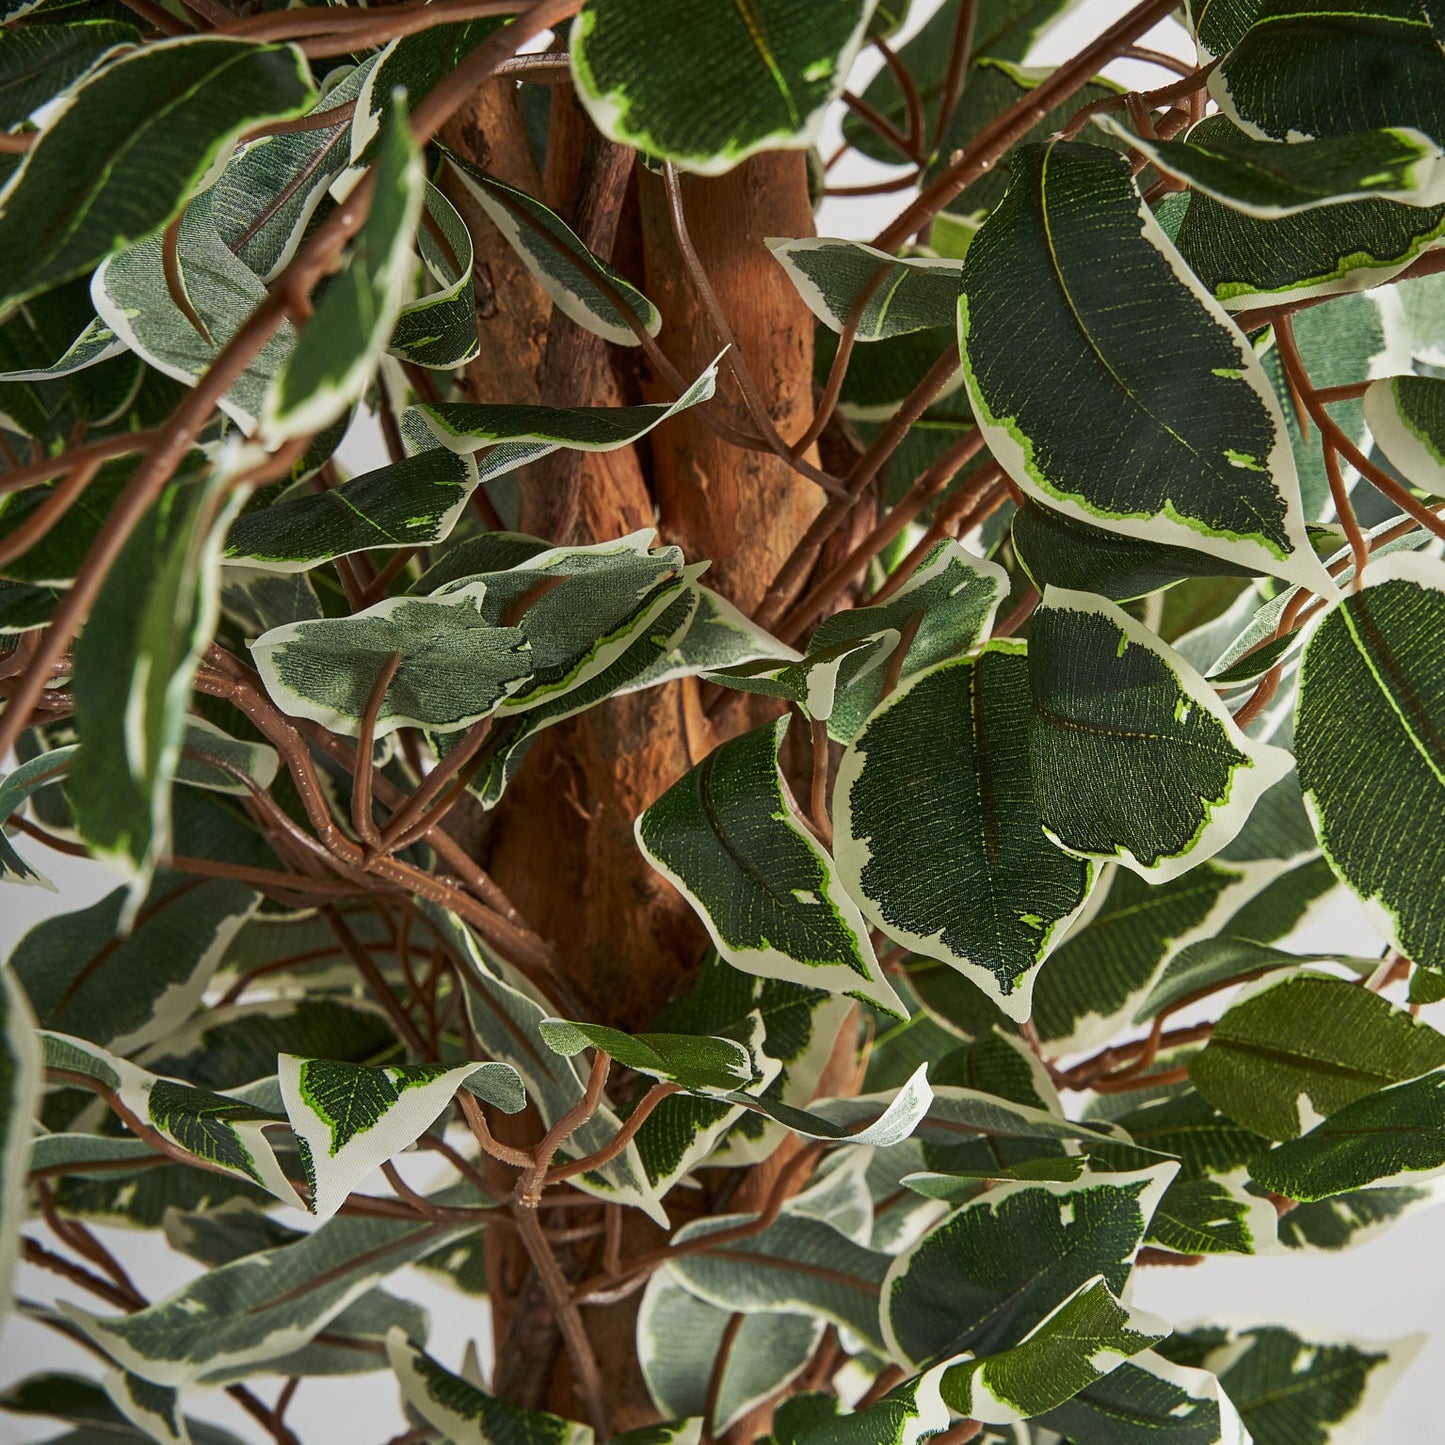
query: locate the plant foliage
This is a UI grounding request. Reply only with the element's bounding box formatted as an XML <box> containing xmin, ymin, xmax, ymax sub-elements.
<box><xmin>1</xmin><ymin>1</ymin><xmax>1443</xmax><ymax>1443</ymax></box>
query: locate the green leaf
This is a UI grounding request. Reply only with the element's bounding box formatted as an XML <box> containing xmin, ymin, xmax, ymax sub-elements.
<box><xmin>768</xmin><ymin>238</ymin><xmax>963</xmax><ymax>341</ymax></box>
<box><xmin>1032</xmin><ymin>859</ymin><xmax>1268</xmax><ymax>1052</ymax></box>
<box><xmin>959</xmin><ymin>141</ymin><xmax>1328</xmax><ymax>590</ymax></box>
<box><xmin>412</xmin><ymin>357</ymin><xmax>718</xmax><ymax>457</ymax></box>
<box><xmin>570</xmin><ymin>0</ymin><xmax>875</xmax><ymax>175</ymax></box>
<box><xmin>1012</xmin><ymin>496</ymin><xmax>1262</xmax><ymax>605</ymax></box>
<box><xmin>66</xmin><ymin>468</ymin><xmax>246</xmax><ymax>904</ymax></box>
<box><xmin>1161</xmin><ymin>1322</ymin><xmax>1421</xmax><ymax>1445</ymax></box>
<box><xmin>880</xmin><ymin>1165</ymin><xmax>1175</xmax><ymax>1366</ymax></box>
<box><xmin>1173</xmin><ymin>179</ymin><xmax>1445</xmax><ymax>309</ymax></box>
<box><xmin>1295</xmin><ymin>553</ymin><xmax>1445</xmax><ymax>970</ymax></box>
<box><xmin>224</xmin><ymin>446</ymin><xmax>478</xmax><ymax>571</ymax></box>
<box><xmin>0</xmin><ymin>1372</ymin><xmax>248</xmax><ymax>1445</ymax></box>
<box><xmin>834</xmin><ymin>642</ymin><xmax>1095</xmax><ymax>1021</ymax></box>
<box><xmin>13</xmin><ymin>875</ymin><xmax>259</xmax><ymax>1053</ymax></box>
<box><xmin>30</xmin><ymin>1132</ymin><xmax>161</xmax><ymax>1179</ymax></box>
<box><xmin>0</xmin><ymin>962</ymin><xmax>40</xmax><ymax>1313</ymax></box>
<box><xmin>465</xmin><ymin>583</ymin><xmax>703</xmax><ymax>809</ymax></box>
<box><xmin>209</xmin><ymin>60</ymin><xmax>373</xmax><ymax>282</ymax></box>
<box><xmin>1144</xmin><ymin>1174</ymin><xmax>1279</xmax><ymax>1257</ymax></box>
<box><xmin>639</xmin><ymin>1267</ymin><xmax>823</xmax><ymax>1434</ymax></box>
<box><xmin>665</xmin><ymin>1210</ymin><xmax>893</xmax><ymax>1352</ymax></box>
<box><xmin>0</xmin><ymin>36</ymin><xmax>316</xmax><ymax>317</ymax></box>
<box><xmin>1278</xmin><ymin>1183</ymin><xmax>1443</xmax><ymax>1252</ymax></box>
<box><xmin>173</xmin><ymin>716</ymin><xmax>279</xmax><ymax>797</ymax></box>
<box><xmin>1189</xmin><ymin>969</ymin><xmax>1445</xmax><ymax>1139</ymax></box>
<box><xmin>39</xmin><ymin>1032</ymin><xmax>301</xmax><ymax>1207</ymax></box>
<box><xmin>1028</xmin><ymin>588</ymin><xmax>1293</xmax><ymax>881</ymax></box>
<box><xmin>1103</xmin><ymin>114</ymin><xmax>1445</xmax><ymax>216</ymax></box>
<box><xmin>727</xmin><ymin>1062</ymin><xmax>932</xmax><ymax>1148</ymax></box>
<box><xmin>389</xmin><ymin>182</ymin><xmax>480</xmax><ymax>369</ymax></box>
<box><xmin>251</xmin><ymin>582</ymin><xmax>533</xmax><ymax>738</ymax></box>
<box><xmin>0</xmin><ymin>743</ymin><xmax>76</xmax><ymax>885</ymax></box>
<box><xmin>448</xmin><ymin>157</ymin><xmax>660</xmax><ymax>344</ymax></box>
<box><xmin>807</xmin><ymin>537</ymin><xmax>1008</xmax><ymax>742</ymax></box>
<box><xmin>1363</xmin><ymin>373</ymin><xmax>1445</xmax><ymax>494</ymax></box>
<box><xmin>538</xmin><ymin>1019</ymin><xmax>754</xmax><ymax>1093</ymax></box>
<box><xmin>102</xmin><ymin>1370</ymin><xmax>187</xmax><ymax>1445</ymax></box>
<box><xmin>67</xmin><ymin>1211</ymin><xmax>471</xmax><ymax>1387</ymax></box>
<box><xmin>387</xmin><ymin>1329</ymin><xmax>594</xmax><ymax>1445</ymax></box>
<box><xmin>263</xmin><ymin>102</ymin><xmax>424</xmax><ymax>442</ymax></box>
<box><xmin>0</xmin><ymin>20</ymin><xmax>139</xmax><ymax>129</ymax></box>
<box><xmin>280</xmin><ymin>1056</ymin><xmax>523</xmax><ymax>1221</ymax></box>
<box><xmin>1136</xmin><ymin>931</ymin><xmax>1374</xmax><ymax>1027</ymax></box>
<box><xmin>1032</xmin><ymin>1348</ymin><xmax>1249</xmax><ymax>1444</ymax></box>
<box><xmin>1249</xmin><ymin>1068</ymin><xmax>1445</xmax><ymax>1201</ymax></box>
<box><xmin>703</xmin><ymin>636</ymin><xmax>889</xmax><ymax>721</ymax></box>
<box><xmin>1210</xmin><ymin>1</ymin><xmax>1445</xmax><ymax>144</ymax></box>
<box><xmin>1101</xmin><ymin>1088</ymin><xmax>1271</xmax><ymax>1183</ymax></box>
<box><xmin>637</xmin><ymin>715</ymin><xmax>902</xmax><ymax>1016</ymax></box>
<box><xmin>92</xmin><ymin>187</ymin><xmax>297</xmax><ymax>432</ymax></box>
<box><xmin>940</xmin><ymin>1275</ymin><xmax>1169</xmax><ymax>1423</ymax></box>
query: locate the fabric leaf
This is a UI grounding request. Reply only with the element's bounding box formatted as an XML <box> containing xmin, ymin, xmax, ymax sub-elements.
<box><xmin>959</xmin><ymin>140</ymin><xmax>1328</xmax><ymax>591</ymax></box>
<box><xmin>1028</xmin><ymin>587</ymin><xmax>1293</xmax><ymax>881</ymax></box>
<box><xmin>833</xmin><ymin>642</ymin><xmax>1095</xmax><ymax>1021</ymax></box>
<box><xmin>637</xmin><ymin>715</ymin><xmax>902</xmax><ymax>1015</ymax></box>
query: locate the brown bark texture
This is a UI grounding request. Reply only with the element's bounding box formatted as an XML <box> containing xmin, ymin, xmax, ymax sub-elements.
<box><xmin>445</xmin><ymin>85</ymin><xmax>831</xmax><ymax>1428</ymax></box>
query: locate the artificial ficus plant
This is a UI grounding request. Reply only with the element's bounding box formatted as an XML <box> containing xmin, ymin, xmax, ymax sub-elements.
<box><xmin>1</xmin><ymin>0</ymin><xmax>1444</xmax><ymax>1441</ymax></box>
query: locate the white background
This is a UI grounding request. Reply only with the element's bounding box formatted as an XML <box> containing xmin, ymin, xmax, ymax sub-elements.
<box><xmin>3</xmin><ymin>1</ymin><xmax>1442</xmax><ymax>1439</ymax></box>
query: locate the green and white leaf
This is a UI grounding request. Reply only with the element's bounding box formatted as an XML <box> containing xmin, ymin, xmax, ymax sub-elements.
<box><xmin>14</xmin><ymin>875</ymin><xmax>259</xmax><ymax>1053</ymax></box>
<box><xmin>1162</xmin><ymin>1321</ymin><xmax>1421</xmax><ymax>1445</ymax></box>
<box><xmin>1189</xmin><ymin>968</ymin><xmax>1445</xmax><ymax>1139</ymax></box>
<box><xmin>1363</xmin><ymin>374</ymin><xmax>1445</xmax><ymax>496</ymax></box>
<box><xmin>1028</xmin><ymin>588</ymin><xmax>1293</xmax><ymax>881</ymax></box>
<box><xmin>807</xmin><ymin>538</ymin><xmax>1008</xmax><ymax>742</ymax></box>
<box><xmin>665</xmin><ymin>1210</ymin><xmax>893</xmax><ymax>1352</ymax></box>
<box><xmin>730</xmin><ymin>1062</ymin><xmax>932</xmax><ymax>1149</ymax></box>
<box><xmin>102</xmin><ymin>1370</ymin><xmax>188</xmax><ymax>1445</ymax></box>
<box><xmin>263</xmin><ymin>104</ymin><xmax>424</xmax><ymax>442</ymax></box>
<box><xmin>1100</xmin><ymin>114</ymin><xmax>1445</xmax><ymax>216</ymax></box>
<box><xmin>703</xmin><ymin>636</ymin><xmax>890</xmax><ymax>722</ymax></box>
<box><xmin>538</xmin><ymin>1019</ymin><xmax>755</xmax><ymax>1094</ymax></box>
<box><xmin>210</xmin><ymin>61</ymin><xmax>373</xmax><ymax>282</ymax></box>
<box><xmin>880</xmin><ymin>1165</ymin><xmax>1176</xmax><ymax>1366</ymax></box>
<box><xmin>637</xmin><ymin>715</ymin><xmax>902</xmax><ymax>1015</ymax></box>
<box><xmin>569</xmin><ymin>0</ymin><xmax>876</xmax><ymax>175</ymax></box>
<box><xmin>0</xmin><ymin>36</ymin><xmax>316</xmax><ymax>317</ymax></box>
<box><xmin>92</xmin><ymin>187</ymin><xmax>296</xmax><ymax>431</ymax></box>
<box><xmin>834</xmin><ymin>643</ymin><xmax>1095</xmax><ymax>1021</ymax></box>
<box><xmin>1031</xmin><ymin>858</ymin><xmax>1276</xmax><ymax>1053</ymax></box>
<box><xmin>389</xmin><ymin>182</ymin><xmax>480</xmax><ymax>369</ymax></box>
<box><xmin>65</xmin><ymin>1211</ymin><xmax>469</xmax><ymax>1386</ymax></box>
<box><xmin>251</xmin><ymin>582</ymin><xmax>532</xmax><ymax>738</ymax></box>
<box><xmin>387</xmin><ymin>1329</ymin><xmax>593</xmax><ymax>1445</ymax></box>
<box><xmin>1278</xmin><ymin>1181</ymin><xmax>1445</xmax><ymax>1252</ymax></box>
<box><xmin>1295</xmin><ymin>552</ymin><xmax>1445</xmax><ymax>970</ymax></box>
<box><xmin>39</xmin><ymin>1032</ymin><xmax>301</xmax><ymax>1207</ymax></box>
<box><xmin>225</xmin><ymin>446</ymin><xmax>479</xmax><ymax>572</ymax></box>
<box><xmin>1143</xmin><ymin>1174</ymin><xmax>1280</xmax><ymax>1257</ymax></box>
<box><xmin>958</xmin><ymin>141</ymin><xmax>1329</xmax><ymax>591</ymax></box>
<box><xmin>639</xmin><ymin>1267</ymin><xmax>824</xmax><ymax>1434</ymax></box>
<box><xmin>449</xmin><ymin>158</ymin><xmax>660</xmax><ymax>344</ymax></box>
<box><xmin>0</xmin><ymin>20</ymin><xmax>140</xmax><ymax>129</ymax></box>
<box><xmin>940</xmin><ymin>1275</ymin><xmax>1168</xmax><ymax>1424</ymax></box>
<box><xmin>413</xmin><ymin>357</ymin><xmax>718</xmax><ymax>457</ymax></box>
<box><xmin>65</xmin><ymin>466</ymin><xmax>246</xmax><ymax>906</ymax></box>
<box><xmin>280</xmin><ymin>1055</ymin><xmax>523</xmax><ymax>1221</ymax></box>
<box><xmin>1032</xmin><ymin>1348</ymin><xmax>1249</xmax><ymax>1445</ymax></box>
<box><xmin>1248</xmin><ymin>1069</ymin><xmax>1445</xmax><ymax>1201</ymax></box>
<box><xmin>174</xmin><ymin>716</ymin><xmax>279</xmax><ymax>797</ymax></box>
<box><xmin>1170</xmin><ymin>181</ymin><xmax>1445</xmax><ymax>309</ymax></box>
<box><xmin>0</xmin><ymin>963</ymin><xmax>40</xmax><ymax>1312</ymax></box>
<box><xmin>0</xmin><ymin>743</ymin><xmax>76</xmax><ymax>885</ymax></box>
<box><xmin>1208</xmin><ymin>1</ymin><xmax>1445</xmax><ymax>144</ymax></box>
<box><xmin>769</xmin><ymin>238</ymin><xmax>963</xmax><ymax>341</ymax></box>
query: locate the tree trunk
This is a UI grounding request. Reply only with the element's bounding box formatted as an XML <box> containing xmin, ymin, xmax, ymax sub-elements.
<box><xmin>448</xmin><ymin>102</ymin><xmax>825</xmax><ymax>1423</ymax></box>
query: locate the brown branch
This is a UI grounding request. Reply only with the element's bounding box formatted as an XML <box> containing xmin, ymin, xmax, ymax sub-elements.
<box><xmin>516</xmin><ymin>1051</ymin><xmax>611</xmax><ymax>1205</ymax></box>
<box><xmin>540</xmin><ymin>1080</ymin><xmax>681</xmax><ymax>1186</ymax></box>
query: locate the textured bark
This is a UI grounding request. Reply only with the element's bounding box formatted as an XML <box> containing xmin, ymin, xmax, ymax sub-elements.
<box><xmin>449</xmin><ymin>108</ymin><xmax>829</xmax><ymax>1428</ymax></box>
<box><xmin>640</xmin><ymin>151</ymin><xmax>826</xmax><ymax>615</ymax></box>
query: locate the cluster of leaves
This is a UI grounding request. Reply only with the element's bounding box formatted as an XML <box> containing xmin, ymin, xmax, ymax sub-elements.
<box><xmin>1</xmin><ymin>1</ymin><xmax>1445</xmax><ymax>1444</ymax></box>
